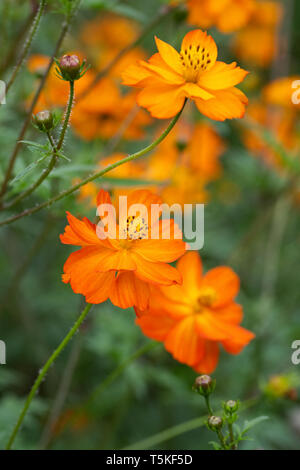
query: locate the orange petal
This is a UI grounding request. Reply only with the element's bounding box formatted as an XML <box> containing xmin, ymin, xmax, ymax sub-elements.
<box><xmin>122</xmin><ymin>62</ymin><xmax>153</xmax><ymax>87</ymax></box>
<box><xmin>164</xmin><ymin>316</ymin><xmax>205</xmax><ymax>366</ymax></box>
<box><xmin>109</xmin><ymin>271</ymin><xmax>150</xmax><ymax>310</ymax></box>
<box><xmin>200</xmin><ymin>266</ymin><xmax>240</xmax><ymax>307</ymax></box>
<box><xmin>60</xmin><ymin>212</ymin><xmax>100</xmax><ymax>246</ymax></box>
<box><xmin>133</xmin><ymin>239</ymin><xmax>186</xmax><ymax>263</ymax></box>
<box><xmin>214</xmin><ymin>302</ymin><xmax>243</xmax><ymax>324</ymax></box>
<box><xmin>196</xmin><ymin>313</ymin><xmax>229</xmax><ymax>341</ymax></box>
<box><xmin>198</xmin><ymin>61</ymin><xmax>248</xmax><ymax>90</ymax></box>
<box><xmin>141</xmin><ymin>60</ymin><xmax>185</xmax><ymax>85</ymax></box>
<box><xmin>195</xmin><ymin>341</ymin><xmax>219</xmax><ymax>374</ymax></box>
<box><xmin>194</xmin><ymin>87</ymin><xmax>248</xmax><ymax>121</ymax></box>
<box><xmin>132</xmin><ymin>253</ymin><xmax>182</xmax><ymax>286</ymax></box>
<box><xmin>136</xmin><ymin>309</ymin><xmax>176</xmax><ymax>341</ymax></box>
<box><xmin>137</xmin><ymin>84</ymin><xmax>186</xmax><ymax>119</ymax></box>
<box><xmin>183</xmin><ymin>82</ymin><xmax>214</xmax><ymax>100</ymax></box>
<box><xmin>176</xmin><ymin>251</ymin><xmax>203</xmax><ymax>295</ymax></box>
<box><xmin>96</xmin><ymin>188</ymin><xmax>112</xmax><ymax>207</ymax></box>
<box><xmin>154</xmin><ymin>36</ymin><xmax>183</xmax><ymax>76</ymax></box>
<box><xmin>84</xmin><ymin>271</ymin><xmax>116</xmax><ymax>304</ymax></box>
<box><xmin>181</xmin><ymin>30</ymin><xmax>218</xmax><ymax>71</ymax></box>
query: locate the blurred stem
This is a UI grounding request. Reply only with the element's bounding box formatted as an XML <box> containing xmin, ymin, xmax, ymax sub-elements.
<box><xmin>124</xmin><ymin>397</ymin><xmax>259</xmax><ymax>450</ymax></box>
<box><xmin>204</xmin><ymin>395</ymin><xmax>213</xmax><ymax>416</ymax></box>
<box><xmin>57</xmin><ymin>80</ymin><xmax>75</xmax><ymax>150</ymax></box>
<box><xmin>216</xmin><ymin>429</ymin><xmax>227</xmax><ymax>450</ymax></box>
<box><xmin>84</xmin><ymin>341</ymin><xmax>158</xmax><ymax>409</ymax></box>
<box><xmin>228</xmin><ymin>422</ymin><xmax>236</xmax><ymax>450</ymax></box>
<box><xmin>6</xmin><ymin>0</ymin><xmax>47</xmax><ymax>93</ymax></box>
<box><xmin>0</xmin><ymin>101</ymin><xmax>186</xmax><ymax>227</ymax></box>
<box><xmin>5</xmin><ymin>303</ymin><xmax>93</xmax><ymax>450</ymax></box>
<box><xmin>0</xmin><ymin>6</ymin><xmax>80</xmax><ymax>203</ymax></box>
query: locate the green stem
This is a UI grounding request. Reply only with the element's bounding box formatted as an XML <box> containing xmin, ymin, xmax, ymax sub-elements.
<box><xmin>228</xmin><ymin>422</ymin><xmax>236</xmax><ymax>450</ymax></box>
<box><xmin>216</xmin><ymin>429</ymin><xmax>227</xmax><ymax>450</ymax></box>
<box><xmin>6</xmin><ymin>0</ymin><xmax>47</xmax><ymax>93</ymax></box>
<box><xmin>3</xmin><ymin>81</ymin><xmax>74</xmax><ymax>210</ymax></box>
<box><xmin>204</xmin><ymin>395</ymin><xmax>213</xmax><ymax>416</ymax></box>
<box><xmin>0</xmin><ymin>102</ymin><xmax>186</xmax><ymax>227</ymax></box>
<box><xmin>5</xmin><ymin>303</ymin><xmax>93</xmax><ymax>450</ymax></box>
<box><xmin>57</xmin><ymin>81</ymin><xmax>75</xmax><ymax>150</ymax></box>
<box><xmin>0</xmin><ymin>6</ymin><xmax>80</xmax><ymax>202</ymax></box>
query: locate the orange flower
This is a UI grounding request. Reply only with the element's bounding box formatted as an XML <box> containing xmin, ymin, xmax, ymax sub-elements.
<box><xmin>187</xmin><ymin>0</ymin><xmax>255</xmax><ymax>33</ymax></box>
<box><xmin>232</xmin><ymin>1</ymin><xmax>282</xmax><ymax>67</ymax></box>
<box><xmin>60</xmin><ymin>189</ymin><xmax>186</xmax><ymax>310</ymax></box>
<box><xmin>146</xmin><ymin>121</ymin><xmax>225</xmax><ymax>206</ymax></box>
<box><xmin>27</xmin><ymin>54</ymin><xmax>151</xmax><ymax>140</ymax></box>
<box><xmin>122</xmin><ymin>29</ymin><xmax>248</xmax><ymax>120</ymax></box>
<box><xmin>136</xmin><ymin>252</ymin><xmax>255</xmax><ymax>373</ymax></box>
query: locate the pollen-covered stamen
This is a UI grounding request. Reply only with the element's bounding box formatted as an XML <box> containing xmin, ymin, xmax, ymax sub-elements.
<box><xmin>122</xmin><ymin>215</ymin><xmax>149</xmax><ymax>240</ymax></box>
<box><xmin>179</xmin><ymin>44</ymin><xmax>212</xmax><ymax>82</ymax></box>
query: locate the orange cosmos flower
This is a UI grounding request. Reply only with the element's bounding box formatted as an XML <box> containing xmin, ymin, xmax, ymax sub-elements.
<box><xmin>122</xmin><ymin>29</ymin><xmax>249</xmax><ymax>120</ymax></box>
<box><xmin>146</xmin><ymin>121</ymin><xmax>225</xmax><ymax>206</ymax></box>
<box><xmin>60</xmin><ymin>189</ymin><xmax>186</xmax><ymax>310</ymax></box>
<box><xmin>136</xmin><ymin>252</ymin><xmax>255</xmax><ymax>373</ymax></box>
<box><xmin>232</xmin><ymin>1</ymin><xmax>282</xmax><ymax>67</ymax></box>
<box><xmin>187</xmin><ymin>0</ymin><xmax>255</xmax><ymax>33</ymax></box>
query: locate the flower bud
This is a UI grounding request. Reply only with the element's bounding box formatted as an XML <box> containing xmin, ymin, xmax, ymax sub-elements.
<box><xmin>224</xmin><ymin>399</ymin><xmax>239</xmax><ymax>414</ymax></box>
<box><xmin>207</xmin><ymin>415</ymin><xmax>223</xmax><ymax>431</ymax></box>
<box><xmin>193</xmin><ymin>375</ymin><xmax>216</xmax><ymax>396</ymax></box>
<box><xmin>33</xmin><ymin>110</ymin><xmax>54</xmax><ymax>132</ymax></box>
<box><xmin>58</xmin><ymin>54</ymin><xmax>81</xmax><ymax>81</ymax></box>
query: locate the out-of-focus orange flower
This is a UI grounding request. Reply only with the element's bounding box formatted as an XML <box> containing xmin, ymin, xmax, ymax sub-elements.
<box><xmin>80</xmin><ymin>14</ymin><xmax>146</xmax><ymax>79</ymax></box>
<box><xmin>61</xmin><ymin>189</ymin><xmax>186</xmax><ymax>310</ymax></box>
<box><xmin>187</xmin><ymin>0</ymin><xmax>255</xmax><ymax>33</ymax></box>
<box><xmin>27</xmin><ymin>54</ymin><xmax>151</xmax><ymax>140</ymax></box>
<box><xmin>136</xmin><ymin>251</ymin><xmax>255</xmax><ymax>373</ymax></box>
<box><xmin>122</xmin><ymin>29</ymin><xmax>248</xmax><ymax>120</ymax></box>
<box><xmin>243</xmin><ymin>76</ymin><xmax>300</xmax><ymax>169</ymax></box>
<box><xmin>264</xmin><ymin>373</ymin><xmax>299</xmax><ymax>400</ymax></box>
<box><xmin>232</xmin><ymin>1</ymin><xmax>282</xmax><ymax>67</ymax></box>
<box><xmin>146</xmin><ymin>121</ymin><xmax>225</xmax><ymax>206</ymax></box>
<box><xmin>263</xmin><ymin>76</ymin><xmax>300</xmax><ymax>110</ymax></box>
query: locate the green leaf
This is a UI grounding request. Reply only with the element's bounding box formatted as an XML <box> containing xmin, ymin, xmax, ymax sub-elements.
<box><xmin>242</xmin><ymin>416</ymin><xmax>269</xmax><ymax>435</ymax></box>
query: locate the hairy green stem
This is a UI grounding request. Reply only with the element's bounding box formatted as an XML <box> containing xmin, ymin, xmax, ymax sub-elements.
<box><xmin>5</xmin><ymin>303</ymin><xmax>93</xmax><ymax>450</ymax></box>
<box><xmin>0</xmin><ymin>5</ymin><xmax>80</xmax><ymax>201</ymax></box>
<box><xmin>4</xmin><ymin>80</ymin><xmax>75</xmax><ymax>210</ymax></box>
<box><xmin>6</xmin><ymin>0</ymin><xmax>47</xmax><ymax>93</ymax></box>
<box><xmin>0</xmin><ymin>102</ymin><xmax>186</xmax><ymax>227</ymax></box>
<box><xmin>57</xmin><ymin>81</ymin><xmax>75</xmax><ymax>150</ymax></box>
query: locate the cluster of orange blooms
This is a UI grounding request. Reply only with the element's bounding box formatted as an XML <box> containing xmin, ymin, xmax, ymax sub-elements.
<box><xmin>26</xmin><ymin>5</ymin><xmax>296</xmax><ymax>374</ymax></box>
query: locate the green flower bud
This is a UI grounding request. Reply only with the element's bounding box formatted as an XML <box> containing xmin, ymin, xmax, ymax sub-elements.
<box><xmin>33</xmin><ymin>110</ymin><xmax>54</xmax><ymax>132</ymax></box>
<box><xmin>193</xmin><ymin>375</ymin><xmax>216</xmax><ymax>396</ymax></box>
<box><xmin>58</xmin><ymin>54</ymin><xmax>81</xmax><ymax>81</ymax></box>
<box><xmin>224</xmin><ymin>399</ymin><xmax>239</xmax><ymax>414</ymax></box>
<box><xmin>207</xmin><ymin>415</ymin><xmax>223</xmax><ymax>431</ymax></box>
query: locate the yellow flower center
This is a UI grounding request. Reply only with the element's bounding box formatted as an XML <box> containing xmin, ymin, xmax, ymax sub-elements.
<box><xmin>120</xmin><ymin>215</ymin><xmax>148</xmax><ymax>241</ymax></box>
<box><xmin>179</xmin><ymin>44</ymin><xmax>212</xmax><ymax>83</ymax></box>
<box><xmin>194</xmin><ymin>287</ymin><xmax>217</xmax><ymax>313</ymax></box>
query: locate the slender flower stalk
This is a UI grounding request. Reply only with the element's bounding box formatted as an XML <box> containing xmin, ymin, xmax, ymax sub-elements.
<box><xmin>5</xmin><ymin>303</ymin><xmax>93</xmax><ymax>450</ymax></box>
<box><xmin>0</xmin><ymin>5</ymin><xmax>80</xmax><ymax>202</ymax></box>
<box><xmin>6</xmin><ymin>0</ymin><xmax>47</xmax><ymax>93</ymax></box>
<box><xmin>0</xmin><ymin>101</ymin><xmax>186</xmax><ymax>227</ymax></box>
<box><xmin>57</xmin><ymin>80</ymin><xmax>75</xmax><ymax>150</ymax></box>
<box><xmin>4</xmin><ymin>80</ymin><xmax>75</xmax><ymax>210</ymax></box>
